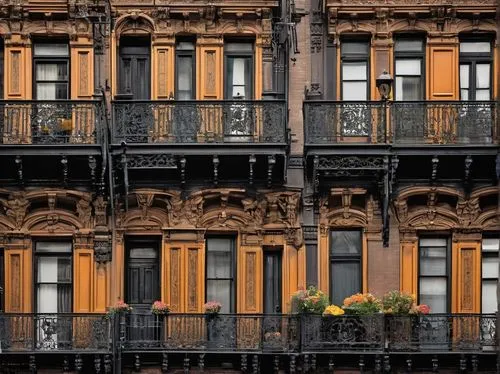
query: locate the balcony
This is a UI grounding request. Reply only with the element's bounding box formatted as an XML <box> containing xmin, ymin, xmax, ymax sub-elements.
<box><xmin>0</xmin><ymin>313</ymin><xmax>111</xmax><ymax>353</ymax></box>
<box><xmin>304</xmin><ymin>101</ymin><xmax>498</xmax><ymax>146</ymax></box>
<box><xmin>111</xmin><ymin>100</ymin><xmax>287</xmax><ymax>146</ymax></box>
<box><xmin>0</xmin><ymin>100</ymin><xmax>103</xmax><ymax>146</ymax></box>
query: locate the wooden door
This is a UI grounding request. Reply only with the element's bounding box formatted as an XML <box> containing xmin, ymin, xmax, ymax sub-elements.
<box><xmin>118</xmin><ymin>41</ymin><xmax>150</xmax><ymax>100</ymax></box>
<box><xmin>126</xmin><ymin>244</ymin><xmax>159</xmax><ymax>343</ymax></box>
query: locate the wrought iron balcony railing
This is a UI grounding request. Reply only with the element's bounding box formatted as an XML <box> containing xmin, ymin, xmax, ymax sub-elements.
<box><xmin>0</xmin><ymin>100</ymin><xmax>103</xmax><ymax>145</ymax></box>
<box><xmin>0</xmin><ymin>313</ymin><xmax>111</xmax><ymax>353</ymax></box>
<box><xmin>111</xmin><ymin>100</ymin><xmax>287</xmax><ymax>145</ymax></box>
<box><xmin>304</xmin><ymin>100</ymin><xmax>498</xmax><ymax>146</ymax></box>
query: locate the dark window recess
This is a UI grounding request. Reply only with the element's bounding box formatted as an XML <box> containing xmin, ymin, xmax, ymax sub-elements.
<box><xmin>175</xmin><ymin>40</ymin><xmax>195</xmax><ymax>100</ymax></box>
<box><xmin>329</xmin><ymin>230</ymin><xmax>362</xmax><ymax>306</ymax></box>
<box><xmin>264</xmin><ymin>250</ymin><xmax>282</xmax><ymax>314</ymax></box>
<box><xmin>33</xmin><ymin>43</ymin><xmax>69</xmax><ymax>100</ymax></box>
<box><xmin>459</xmin><ymin>40</ymin><xmax>492</xmax><ymax>101</ymax></box>
<box><xmin>394</xmin><ymin>38</ymin><xmax>424</xmax><ymax>101</ymax></box>
<box><xmin>418</xmin><ymin>238</ymin><xmax>449</xmax><ymax>313</ymax></box>
<box><xmin>118</xmin><ymin>37</ymin><xmax>151</xmax><ymax>100</ymax></box>
<box><xmin>206</xmin><ymin>237</ymin><xmax>236</xmax><ymax>313</ymax></box>
<box><xmin>306</xmin><ymin>244</ymin><xmax>318</xmax><ymax>287</ymax></box>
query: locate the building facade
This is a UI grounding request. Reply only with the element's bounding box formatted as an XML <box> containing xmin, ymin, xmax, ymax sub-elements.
<box><xmin>0</xmin><ymin>0</ymin><xmax>498</xmax><ymax>373</ymax></box>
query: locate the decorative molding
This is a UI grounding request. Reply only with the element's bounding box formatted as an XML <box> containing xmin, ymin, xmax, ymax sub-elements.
<box><xmin>94</xmin><ymin>235</ymin><xmax>112</xmax><ymax>264</ymax></box>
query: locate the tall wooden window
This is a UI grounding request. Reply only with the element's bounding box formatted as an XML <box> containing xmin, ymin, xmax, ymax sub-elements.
<box><xmin>175</xmin><ymin>39</ymin><xmax>195</xmax><ymax>100</ymax></box>
<box><xmin>481</xmin><ymin>237</ymin><xmax>499</xmax><ymax>313</ymax></box>
<box><xmin>35</xmin><ymin>241</ymin><xmax>72</xmax><ymax>313</ymax></box>
<box><xmin>340</xmin><ymin>40</ymin><xmax>369</xmax><ymax>101</ymax></box>
<box><xmin>329</xmin><ymin>230</ymin><xmax>362</xmax><ymax>306</ymax></box>
<box><xmin>33</xmin><ymin>42</ymin><xmax>69</xmax><ymax>100</ymax></box>
<box><xmin>394</xmin><ymin>38</ymin><xmax>424</xmax><ymax>101</ymax></box>
<box><xmin>418</xmin><ymin>238</ymin><xmax>449</xmax><ymax>313</ymax></box>
<box><xmin>206</xmin><ymin>237</ymin><xmax>236</xmax><ymax>313</ymax></box>
<box><xmin>224</xmin><ymin>42</ymin><xmax>253</xmax><ymax>100</ymax></box>
<box><xmin>118</xmin><ymin>37</ymin><xmax>151</xmax><ymax>100</ymax></box>
<box><xmin>460</xmin><ymin>40</ymin><xmax>492</xmax><ymax>101</ymax></box>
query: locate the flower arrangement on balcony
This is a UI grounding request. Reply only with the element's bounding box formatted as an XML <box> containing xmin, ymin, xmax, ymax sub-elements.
<box><xmin>382</xmin><ymin>291</ymin><xmax>430</xmax><ymax>315</ymax></box>
<box><xmin>107</xmin><ymin>300</ymin><xmax>132</xmax><ymax>317</ymax></box>
<box><xmin>342</xmin><ymin>293</ymin><xmax>382</xmax><ymax>315</ymax></box>
<box><xmin>264</xmin><ymin>331</ymin><xmax>282</xmax><ymax>344</ymax></box>
<box><xmin>203</xmin><ymin>301</ymin><xmax>222</xmax><ymax>315</ymax></box>
<box><xmin>292</xmin><ymin>286</ymin><xmax>329</xmax><ymax>314</ymax></box>
<box><xmin>322</xmin><ymin>304</ymin><xmax>345</xmax><ymax>316</ymax></box>
<box><xmin>151</xmin><ymin>300</ymin><xmax>170</xmax><ymax>315</ymax></box>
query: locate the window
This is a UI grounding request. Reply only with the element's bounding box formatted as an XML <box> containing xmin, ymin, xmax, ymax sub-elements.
<box><xmin>224</xmin><ymin>42</ymin><xmax>253</xmax><ymax>99</ymax></box>
<box><xmin>329</xmin><ymin>230</ymin><xmax>362</xmax><ymax>306</ymax></box>
<box><xmin>419</xmin><ymin>238</ymin><xmax>449</xmax><ymax>313</ymax></box>
<box><xmin>206</xmin><ymin>237</ymin><xmax>235</xmax><ymax>313</ymax></box>
<box><xmin>33</xmin><ymin>43</ymin><xmax>69</xmax><ymax>100</ymax></box>
<box><xmin>175</xmin><ymin>39</ymin><xmax>195</xmax><ymax>100</ymax></box>
<box><xmin>341</xmin><ymin>41</ymin><xmax>369</xmax><ymax>101</ymax></box>
<box><xmin>460</xmin><ymin>40</ymin><xmax>492</xmax><ymax>101</ymax></box>
<box><xmin>394</xmin><ymin>38</ymin><xmax>424</xmax><ymax>101</ymax></box>
<box><xmin>35</xmin><ymin>241</ymin><xmax>72</xmax><ymax>313</ymax></box>
<box><xmin>482</xmin><ymin>237</ymin><xmax>499</xmax><ymax>313</ymax></box>
<box><xmin>118</xmin><ymin>37</ymin><xmax>150</xmax><ymax>100</ymax></box>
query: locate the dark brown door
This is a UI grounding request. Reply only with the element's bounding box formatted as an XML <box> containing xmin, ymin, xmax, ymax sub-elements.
<box><xmin>263</xmin><ymin>250</ymin><xmax>282</xmax><ymax>314</ymax></box>
<box><xmin>126</xmin><ymin>243</ymin><xmax>160</xmax><ymax>343</ymax></box>
<box><xmin>118</xmin><ymin>40</ymin><xmax>150</xmax><ymax>100</ymax></box>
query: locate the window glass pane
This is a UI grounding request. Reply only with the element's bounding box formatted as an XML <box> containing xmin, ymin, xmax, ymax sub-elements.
<box><xmin>341</xmin><ymin>42</ymin><xmax>369</xmax><ymax>54</ymax></box>
<box><xmin>207</xmin><ymin>250</ymin><xmax>232</xmax><ymax>278</ymax></box>
<box><xmin>206</xmin><ymin>280</ymin><xmax>231</xmax><ymax>313</ymax></box>
<box><xmin>129</xmin><ymin>247</ymin><xmax>157</xmax><ymax>259</ymax></box>
<box><xmin>476</xmin><ymin>89</ymin><xmax>490</xmax><ymax>100</ymax></box>
<box><xmin>460</xmin><ymin>65</ymin><xmax>470</xmax><ymax>89</ymax></box>
<box><xmin>395</xmin><ymin>39</ymin><xmax>423</xmax><ymax>52</ymax></box>
<box><xmin>225</xmin><ymin>42</ymin><xmax>253</xmax><ymax>52</ymax></box>
<box><xmin>177</xmin><ymin>41</ymin><xmax>195</xmax><ymax>50</ymax></box>
<box><xmin>460</xmin><ymin>42</ymin><xmax>491</xmax><ymax>53</ymax></box>
<box><xmin>482</xmin><ymin>257</ymin><xmax>498</xmax><ymax>279</ymax></box>
<box><xmin>483</xmin><ymin>239</ymin><xmax>500</xmax><ymax>252</ymax></box>
<box><xmin>37</xmin><ymin>284</ymin><xmax>58</xmax><ymax>313</ymax></box>
<box><xmin>36</xmin><ymin>242</ymin><xmax>72</xmax><ymax>253</ymax></box>
<box><xmin>36</xmin><ymin>83</ymin><xmax>68</xmax><ymax>100</ymax></box>
<box><xmin>482</xmin><ymin>281</ymin><xmax>497</xmax><ymax>313</ymax></box>
<box><xmin>342</xmin><ymin>62</ymin><xmax>367</xmax><ymax>80</ymax></box>
<box><xmin>342</xmin><ymin>82</ymin><xmax>367</xmax><ymax>100</ymax></box>
<box><xmin>34</xmin><ymin>43</ymin><xmax>69</xmax><ymax>56</ymax></box>
<box><xmin>460</xmin><ymin>89</ymin><xmax>469</xmax><ymax>101</ymax></box>
<box><xmin>396</xmin><ymin>76</ymin><xmax>421</xmax><ymax>101</ymax></box>
<box><xmin>177</xmin><ymin>56</ymin><xmax>193</xmax><ymax>99</ymax></box>
<box><xmin>36</xmin><ymin>63</ymin><xmax>68</xmax><ymax>81</ymax></box>
<box><xmin>420</xmin><ymin>238</ymin><xmax>447</xmax><ymax>247</ymax></box>
<box><xmin>420</xmin><ymin>244</ymin><xmax>447</xmax><ymax>276</ymax></box>
<box><xmin>330</xmin><ymin>231</ymin><xmax>361</xmax><ymax>255</ymax></box>
<box><xmin>38</xmin><ymin>256</ymin><xmax>58</xmax><ymax>282</ymax></box>
<box><xmin>330</xmin><ymin>261</ymin><xmax>360</xmax><ymax>306</ymax></box>
<box><xmin>57</xmin><ymin>257</ymin><xmax>71</xmax><ymax>282</ymax></box>
<box><xmin>419</xmin><ymin>278</ymin><xmax>447</xmax><ymax>313</ymax></box>
<box><xmin>396</xmin><ymin>59</ymin><xmax>421</xmax><ymax>75</ymax></box>
<box><xmin>476</xmin><ymin>64</ymin><xmax>490</xmax><ymax>88</ymax></box>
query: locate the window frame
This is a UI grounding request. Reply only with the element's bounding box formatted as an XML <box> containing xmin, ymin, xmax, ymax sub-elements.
<box><xmin>340</xmin><ymin>39</ymin><xmax>370</xmax><ymax>101</ymax></box>
<box><xmin>418</xmin><ymin>236</ymin><xmax>451</xmax><ymax>313</ymax></box>
<box><xmin>33</xmin><ymin>240</ymin><xmax>73</xmax><ymax>314</ymax></box>
<box><xmin>205</xmin><ymin>236</ymin><xmax>237</xmax><ymax>313</ymax></box>
<box><xmin>32</xmin><ymin>41</ymin><xmax>70</xmax><ymax>101</ymax></box>
<box><xmin>223</xmin><ymin>41</ymin><xmax>254</xmax><ymax>100</ymax></box>
<box><xmin>459</xmin><ymin>38</ymin><xmax>493</xmax><ymax>101</ymax></box>
<box><xmin>481</xmin><ymin>234</ymin><xmax>499</xmax><ymax>314</ymax></box>
<box><xmin>175</xmin><ymin>38</ymin><xmax>196</xmax><ymax>100</ymax></box>
<box><xmin>328</xmin><ymin>229</ymin><xmax>363</xmax><ymax>306</ymax></box>
<box><xmin>393</xmin><ymin>36</ymin><xmax>425</xmax><ymax>101</ymax></box>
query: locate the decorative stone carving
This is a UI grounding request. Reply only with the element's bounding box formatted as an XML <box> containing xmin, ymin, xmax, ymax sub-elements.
<box><xmin>0</xmin><ymin>192</ymin><xmax>30</xmax><ymax>230</ymax></box>
<box><xmin>456</xmin><ymin>197</ymin><xmax>480</xmax><ymax>227</ymax></box>
<box><xmin>93</xmin><ymin>196</ymin><xmax>108</xmax><ymax>228</ymax></box>
<box><xmin>94</xmin><ymin>236</ymin><xmax>112</xmax><ymax>264</ymax></box>
<box><xmin>76</xmin><ymin>196</ymin><xmax>92</xmax><ymax>229</ymax></box>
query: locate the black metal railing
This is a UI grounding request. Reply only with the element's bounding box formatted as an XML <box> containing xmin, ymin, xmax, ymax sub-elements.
<box><xmin>121</xmin><ymin>313</ymin><xmax>299</xmax><ymax>353</ymax></box>
<box><xmin>0</xmin><ymin>313</ymin><xmax>495</xmax><ymax>355</ymax></box>
<box><xmin>111</xmin><ymin>100</ymin><xmax>287</xmax><ymax>145</ymax></box>
<box><xmin>0</xmin><ymin>100</ymin><xmax>102</xmax><ymax>145</ymax></box>
<box><xmin>0</xmin><ymin>313</ymin><xmax>111</xmax><ymax>352</ymax></box>
<box><xmin>304</xmin><ymin>100</ymin><xmax>498</xmax><ymax>145</ymax></box>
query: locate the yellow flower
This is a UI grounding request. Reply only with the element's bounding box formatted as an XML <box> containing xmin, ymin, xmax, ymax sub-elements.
<box><xmin>323</xmin><ymin>305</ymin><xmax>345</xmax><ymax>316</ymax></box>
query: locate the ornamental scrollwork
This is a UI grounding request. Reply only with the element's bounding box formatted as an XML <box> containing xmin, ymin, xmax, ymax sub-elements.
<box><xmin>0</xmin><ymin>192</ymin><xmax>30</xmax><ymax>230</ymax></box>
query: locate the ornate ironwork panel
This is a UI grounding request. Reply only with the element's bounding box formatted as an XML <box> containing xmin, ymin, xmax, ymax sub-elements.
<box><xmin>391</xmin><ymin>101</ymin><xmax>496</xmax><ymax>145</ymax></box>
<box><xmin>0</xmin><ymin>314</ymin><xmax>111</xmax><ymax>352</ymax></box>
<box><xmin>301</xmin><ymin>314</ymin><xmax>385</xmax><ymax>352</ymax></box>
<box><xmin>0</xmin><ymin>100</ymin><xmax>102</xmax><ymax>145</ymax></box>
<box><xmin>112</xmin><ymin>100</ymin><xmax>287</xmax><ymax>144</ymax></box>
<box><xmin>304</xmin><ymin>101</ymin><xmax>384</xmax><ymax>144</ymax></box>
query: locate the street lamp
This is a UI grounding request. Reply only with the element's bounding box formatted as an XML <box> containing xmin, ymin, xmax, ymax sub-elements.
<box><xmin>376</xmin><ymin>70</ymin><xmax>393</xmax><ymax>247</ymax></box>
<box><xmin>376</xmin><ymin>70</ymin><xmax>393</xmax><ymax>100</ymax></box>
